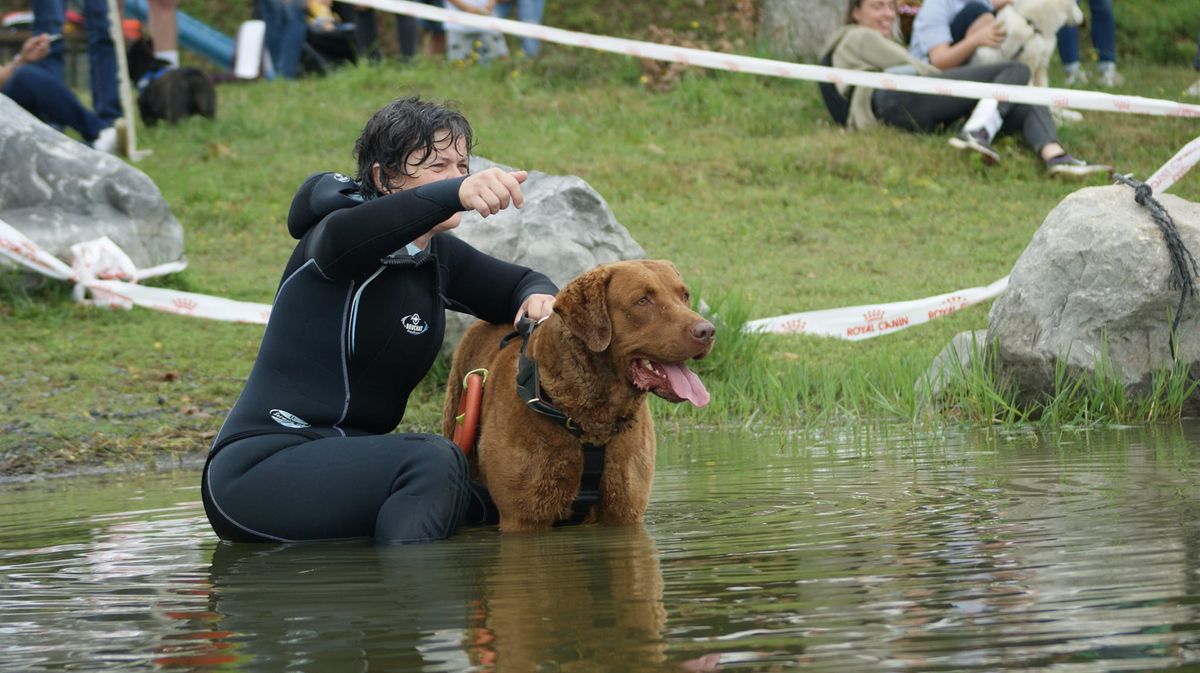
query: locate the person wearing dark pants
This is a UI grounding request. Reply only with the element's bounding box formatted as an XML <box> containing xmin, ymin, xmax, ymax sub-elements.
<box><xmin>256</xmin><ymin>0</ymin><xmax>308</xmax><ymax>78</ymax></box>
<box><xmin>494</xmin><ymin>0</ymin><xmax>546</xmax><ymax>57</ymax></box>
<box><xmin>332</xmin><ymin>3</ymin><xmax>420</xmax><ymax>61</ymax></box>
<box><xmin>873</xmin><ymin>62</ymin><xmax>1056</xmax><ymax>156</ymax></box>
<box><xmin>202</xmin><ymin>97</ymin><xmax>558</xmax><ymax>544</ymax></box>
<box><xmin>1</xmin><ymin>34</ymin><xmax>117</xmax><ymax>152</ymax></box>
<box><xmin>826</xmin><ymin>0</ymin><xmax>1110</xmax><ymax>177</ymax></box>
<box><xmin>31</xmin><ymin>0</ymin><xmax>122</xmax><ymax>124</ymax></box>
<box><xmin>1056</xmin><ymin>0</ymin><xmax>1121</xmax><ymax>87</ymax></box>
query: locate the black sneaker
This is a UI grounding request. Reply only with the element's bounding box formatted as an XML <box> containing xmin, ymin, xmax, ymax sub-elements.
<box><xmin>949</xmin><ymin>129</ymin><xmax>1000</xmax><ymax>165</ymax></box>
<box><xmin>1045</xmin><ymin>154</ymin><xmax>1111</xmax><ymax>178</ymax></box>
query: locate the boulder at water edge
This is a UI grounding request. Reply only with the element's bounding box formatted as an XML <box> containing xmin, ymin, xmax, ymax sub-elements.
<box><xmin>985</xmin><ymin>185</ymin><xmax>1200</xmax><ymax>409</ymax></box>
<box><xmin>0</xmin><ymin>95</ymin><xmax>184</xmax><ymax>271</ymax></box>
<box><xmin>443</xmin><ymin>157</ymin><xmax>646</xmax><ymax>351</ymax></box>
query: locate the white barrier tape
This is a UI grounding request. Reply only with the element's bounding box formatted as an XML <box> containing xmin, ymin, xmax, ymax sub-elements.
<box><xmin>1147</xmin><ymin>136</ymin><xmax>1200</xmax><ymax>194</ymax></box>
<box><xmin>83</xmin><ymin>279</ymin><xmax>273</xmax><ymax>323</ymax></box>
<box><xmin>743</xmin><ymin>277</ymin><xmax>1009</xmax><ymax>340</ymax></box>
<box><xmin>351</xmin><ymin>0</ymin><xmax>1200</xmax><ymax>119</ymax></box>
<box><xmin>0</xmin><ymin>216</ymin><xmax>271</xmax><ymax>324</ymax></box>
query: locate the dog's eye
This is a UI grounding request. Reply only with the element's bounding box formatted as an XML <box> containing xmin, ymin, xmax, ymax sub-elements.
<box><xmin>682</xmin><ymin>290</ymin><xmax>691</xmax><ymax>303</ymax></box>
<box><xmin>637</xmin><ymin>296</ymin><xmax>651</xmax><ymax>306</ymax></box>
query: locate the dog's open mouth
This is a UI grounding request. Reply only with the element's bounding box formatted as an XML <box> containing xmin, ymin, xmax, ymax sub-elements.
<box><xmin>630</xmin><ymin>358</ymin><xmax>710</xmax><ymax>407</ymax></box>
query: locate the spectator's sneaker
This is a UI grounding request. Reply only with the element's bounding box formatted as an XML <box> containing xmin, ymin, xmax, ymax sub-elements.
<box><xmin>1185</xmin><ymin>78</ymin><xmax>1200</xmax><ymax>98</ymax></box>
<box><xmin>1064</xmin><ymin>66</ymin><xmax>1089</xmax><ymax>87</ymax></box>
<box><xmin>1046</xmin><ymin>154</ymin><xmax>1111</xmax><ymax>178</ymax></box>
<box><xmin>92</xmin><ymin>126</ymin><xmax>120</xmax><ymax>155</ymax></box>
<box><xmin>1096</xmin><ymin>67</ymin><xmax>1124</xmax><ymax>88</ymax></box>
<box><xmin>949</xmin><ymin>128</ymin><xmax>1000</xmax><ymax>165</ymax></box>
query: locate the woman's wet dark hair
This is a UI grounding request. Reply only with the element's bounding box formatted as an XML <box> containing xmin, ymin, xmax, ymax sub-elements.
<box><xmin>354</xmin><ymin>96</ymin><xmax>475</xmax><ymax>198</ymax></box>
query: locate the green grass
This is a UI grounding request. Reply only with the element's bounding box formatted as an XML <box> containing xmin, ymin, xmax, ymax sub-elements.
<box><xmin>5</xmin><ymin>6</ymin><xmax>1200</xmax><ymax>472</ymax></box>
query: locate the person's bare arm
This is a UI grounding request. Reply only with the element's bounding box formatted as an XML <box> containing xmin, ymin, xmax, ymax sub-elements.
<box><xmin>927</xmin><ymin>20</ymin><xmax>1004</xmax><ymax>69</ymax></box>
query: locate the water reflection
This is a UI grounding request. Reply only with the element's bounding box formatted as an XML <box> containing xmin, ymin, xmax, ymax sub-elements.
<box><xmin>0</xmin><ymin>423</ymin><xmax>1198</xmax><ymax>672</ymax></box>
<box><xmin>202</xmin><ymin>526</ymin><xmax>691</xmax><ymax>672</ymax></box>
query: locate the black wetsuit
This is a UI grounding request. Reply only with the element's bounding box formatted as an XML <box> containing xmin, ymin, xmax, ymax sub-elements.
<box><xmin>202</xmin><ymin>172</ymin><xmax>557</xmax><ymax>543</ymax></box>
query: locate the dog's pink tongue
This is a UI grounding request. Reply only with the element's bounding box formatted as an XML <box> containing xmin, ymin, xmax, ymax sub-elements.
<box><xmin>663</xmin><ymin>363</ymin><xmax>710</xmax><ymax>407</ymax></box>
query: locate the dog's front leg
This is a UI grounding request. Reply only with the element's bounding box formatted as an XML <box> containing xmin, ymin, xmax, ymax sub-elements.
<box><xmin>594</xmin><ymin>418</ymin><xmax>656</xmax><ymax>525</ymax></box>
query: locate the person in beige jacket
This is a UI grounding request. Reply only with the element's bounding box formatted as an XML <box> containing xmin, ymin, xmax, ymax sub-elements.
<box><xmin>820</xmin><ymin>0</ymin><xmax>1109</xmax><ymax>177</ymax></box>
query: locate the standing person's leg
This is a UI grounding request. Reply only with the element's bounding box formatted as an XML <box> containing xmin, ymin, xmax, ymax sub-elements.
<box><xmin>30</xmin><ymin>0</ymin><xmax>65</xmax><ymax>81</ymax></box>
<box><xmin>81</xmin><ymin>0</ymin><xmax>122</xmax><ymax>123</ymax></box>
<box><xmin>2</xmin><ymin>65</ymin><xmax>108</xmax><ymax>142</ymax></box>
<box><xmin>257</xmin><ymin>0</ymin><xmax>284</xmax><ymax>74</ymax></box>
<box><xmin>1056</xmin><ymin>1</ymin><xmax>1086</xmax><ymax>85</ymax></box>
<box><xmin>275</xmin><ymin>0</ymin><xmax>309</xmax><ymax>78</ymax></box>
<box><xmin>203</xmin><ymin>432</ymin><xmax>473</xmax><ymax>543</ymax></box>
<box><xmin>333</xmin><ymin>4</ymin><xmax>381</xmax><ymax>61</ymax></box>
<box><xmin>515</xmin><ymin>0</ymin><xmax>544</xmax><ymax>57</ymax></box>
<box><xmin>396</xmin><ymin>13</ymin><xmax>419</xmax><ymax>59</ymax></box>
<box><xmin>1088</xmin><ymin>0</ymin><xmax>1121</xmax><ymax>86</ymax></box>
<box><xmin>148</xmin><ymin>0</ymin><xmax>180</xmax><ymax>66</ymax></box>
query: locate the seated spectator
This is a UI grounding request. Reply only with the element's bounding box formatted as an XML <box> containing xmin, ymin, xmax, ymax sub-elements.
<box><xmin>908</xmin><ymin>0</ymin><xmax>1008</xmax><ymax>69</ymax></box>
<box><xmin>822</xmin><ymin>0</ymin><xmax>1109</xmax><ymax>178</ymax></box>
<box><xmin>1056</xmin><ymin>0</ymin><xmax>1121</xmax><ymax>87</ymax></box>
<box><xmin>494</xmin><ymin>0</ymin><xmax>545</xmax><ymax>58</ymax></box>
<box><xmin>1</xmin><ymin>34</ymin><xmax>118</xmax><ymax>153</ymax></box>
<box><xmin>33</xmin><ymin>0</ymin><xmax>122</xmax><ymax>124</ymax></box>
<box><xmin>443</xmin><ymin>0</ymin><xmax>508</xmax><ymax>64</ymax></box>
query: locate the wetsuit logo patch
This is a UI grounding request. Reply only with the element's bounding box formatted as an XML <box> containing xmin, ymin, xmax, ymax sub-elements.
<box><xmin>270</xmin><ymin>409</ymin><xmax>310</xmax><ymax>428</ymax></box>
<box><xmin>402</xmin><ymin>313</ymin><xmax>429</xmax><ymax>335</ymax></box>
<box><xmin>332</xmin><ymin>172</ymin><xmax>352</xmax><ymax>183</ymax></box>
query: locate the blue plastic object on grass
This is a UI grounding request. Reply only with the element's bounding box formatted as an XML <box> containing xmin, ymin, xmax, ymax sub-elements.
<box><xmin>124</xmin><ymin>0</ymin><xmax>234</xmax><ymax>70</ymax></box>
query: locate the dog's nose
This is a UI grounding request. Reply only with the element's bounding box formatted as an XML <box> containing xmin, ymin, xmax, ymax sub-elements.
<box><xmin>691</xmin><ymin>320</ymin><xmax>716</xmax><ymax>344</ymax></box>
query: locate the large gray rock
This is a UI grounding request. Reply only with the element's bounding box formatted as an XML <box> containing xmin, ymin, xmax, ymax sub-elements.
<box><xmin>987</xmin><ymin>185</ymin><xmax>1200</xmax><ymax>408</ymax></box>
<box><xmin>0</xmin><ymin>95</ymin><xmax>184</xmax><ymax>271</ymax></box>
<box><xmin>760</xmin><ymin>0</ymin><xmax>847</xmax><ymax>62</ymax></box>
<box><xmin>920</xmin><ymin>329</ymin><xmax>987</xmax><ymax>401</ymax></box>
<box><xmin>442</xmin><ymin>157</ymin><xmax>645</xmax><ymax>350</ymax></box>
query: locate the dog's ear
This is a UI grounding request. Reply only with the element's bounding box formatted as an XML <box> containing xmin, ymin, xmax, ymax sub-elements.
<box><xmin>554</xmin><ymin>266</ymin><xmax>612</xmax><ymax>352</ymax></box>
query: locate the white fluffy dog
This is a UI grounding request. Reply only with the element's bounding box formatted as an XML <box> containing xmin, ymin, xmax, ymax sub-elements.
<box><xmin>971</xmin><ymin>0</ymin><xmax>1084</xmax><ymax>89</ymax></box>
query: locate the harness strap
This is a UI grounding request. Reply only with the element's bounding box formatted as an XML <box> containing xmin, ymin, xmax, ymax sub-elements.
<box><xmin>558</xmin><ymin>444</ymin><xmax>606</xmax><ymax>526</ymax></box>
<box><xmin>504</xmin><ymin>318</ymin><xmax>585</xmax><ymax>437</ymax></box>
<box><xmin>501</xmin><ymin>318</ymin><xmax>607</xmax><ymax>525</ymax></box>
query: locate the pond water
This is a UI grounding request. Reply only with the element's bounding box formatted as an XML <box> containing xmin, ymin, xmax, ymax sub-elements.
<box><xmin>1</xmin><ymin>424</ymin><xmax>1199</xmax><ymax>672</ymax></box>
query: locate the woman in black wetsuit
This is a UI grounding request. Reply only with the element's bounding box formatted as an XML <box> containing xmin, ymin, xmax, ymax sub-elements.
<box><xmin>202</xmin><ymin>97</ymin><xmax>558</xmax><ymax>543</ymax></box>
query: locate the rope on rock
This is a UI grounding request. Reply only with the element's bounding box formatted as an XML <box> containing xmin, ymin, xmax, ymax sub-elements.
<box><xmin>1113</xmin><ymin>172</ymin><xmax>1199</xmax><ymax>335</ymax></box>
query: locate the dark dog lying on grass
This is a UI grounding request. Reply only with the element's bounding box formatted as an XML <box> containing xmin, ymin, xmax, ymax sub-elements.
<box><xmin>126</xmin><ymin>37</ymin><xmax>216</xmax><ymax>125</ymax></box>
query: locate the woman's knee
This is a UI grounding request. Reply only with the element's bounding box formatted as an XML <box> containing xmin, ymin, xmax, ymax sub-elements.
<box><xmin>393</xmin><ymin>434</ymin><xmax>469</xmax><ymax>491</ymax></box>
<box><xmin>3</xmin><ymin>67</ymin><xmax>40</xmax><ymax>105</ymax></box>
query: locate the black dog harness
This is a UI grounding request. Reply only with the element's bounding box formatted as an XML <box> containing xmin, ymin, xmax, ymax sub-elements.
<box><xmin>501</xmin><ymin>319</ymin><xmax>606</xmax><ymax>525</ymax></box>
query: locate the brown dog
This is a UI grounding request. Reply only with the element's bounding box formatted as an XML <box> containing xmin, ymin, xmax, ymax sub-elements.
<box><xmin>442</xmin><ymin>260</ymin><xmax>715</xmax><ymax>532</ymax></box>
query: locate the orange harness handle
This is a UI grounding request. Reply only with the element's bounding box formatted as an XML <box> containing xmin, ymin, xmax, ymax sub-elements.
<box><xmin>452</xmin><ymin>368</ymin><xmax>488</xmax><ymax>456</ymax></box>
